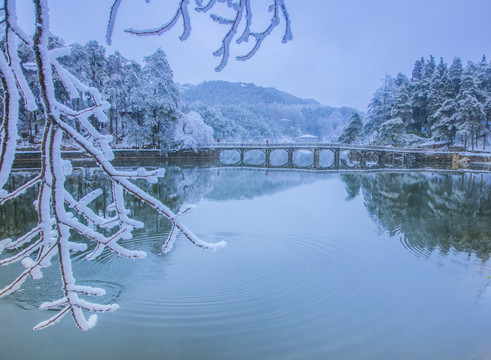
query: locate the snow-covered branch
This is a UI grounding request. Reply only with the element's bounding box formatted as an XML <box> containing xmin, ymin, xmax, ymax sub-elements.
<box><xmin>124</xmin><ymin>0</ymin><xmax>192</xmax><ymax>41</ymax></box>
<box><xmin>113</xmin><ymin>0</ymin><xmax>293</xmax><ymax>71</ymax></box>
<box><xmin>235</xmin><ymin>0</ymin><xmax>292</xmax><ymax>63</ymax></box>
<box><xmin>0</xmin><ymin>0</ymin><xmax>225</xmax><ymax>331</ymax></box>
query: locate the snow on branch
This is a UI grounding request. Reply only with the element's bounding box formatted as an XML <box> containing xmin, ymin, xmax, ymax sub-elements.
<box><xmin>124</xmin><ymin>0</ymin><xmax>192</xmax><ymax>41</ymax></box>
<box><xmin>235</xmin><ymin>0</ymin><xmax>292</xmax><ymax>64</ymax></box>
<box><xmin>0</xmin><ymin>0</ymin><xmax>225</xmax><ymax>331</ymax></box>
<box><xmin>110</xmin><ymin>0</ymin><xmax>293</xmax><ymax>71</ymax></box>
<box><xmin>106</xmin><ymin>0</ymin><xmax>122</xmax><ymax>46</ymax></box>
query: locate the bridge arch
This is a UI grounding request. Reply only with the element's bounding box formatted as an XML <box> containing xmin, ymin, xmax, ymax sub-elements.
<box><xmin>211</xmin><ymin>142</ymin><xmax>454</xmax><ymax>169</ymax></box>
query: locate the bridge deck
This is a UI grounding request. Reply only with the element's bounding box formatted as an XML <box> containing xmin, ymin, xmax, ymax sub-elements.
<box><xmin>206</xmin><ymin>142</ymin><xmax>469</xmax><ymax>154</ymax></box>
<box><xmin>206</xmin><ymin>142</ymin><xmax>491</xmax><ymax>170</ymax></box>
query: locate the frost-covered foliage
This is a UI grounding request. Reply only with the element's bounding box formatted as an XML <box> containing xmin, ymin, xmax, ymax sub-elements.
<box><xmin>377</xmin><ymin>117</ymin><xmax>406</xmax><ymax>146</ymax></box>
<box><xmin>171</xmin><ymin>111</ymin><xmax>214</xmax><ymax>151</ymax></box>
<box><xmin>338</xmin><ymin>113</ymin><xmax>363</xmax><ymax>144</ymax></box>
<box><xmin>0</xmin><ymin>0</ymin><xmax>229</xmax><ymax>331</ymax></box>
<box><xmin>364</xmin><ymin>55</ymin><xmax>491</xmax><ymax>150</ymax></box>
<box><xmin>181</xmin><ymin>81</ymin><xmax>361</xmax><ymax>142</ymax></box>
<box><xmin>7</xmin><ymin>37</ymin><xmax>184</xmax><ymax>150</ymax></box>
<box><xmin>363</xmin><ymin>75</ymin><xmax>396</xmax><ymax>141</ymax></box>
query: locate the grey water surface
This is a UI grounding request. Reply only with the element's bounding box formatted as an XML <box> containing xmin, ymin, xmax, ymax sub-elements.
<box><xmin>1</xmin><ymin>165</ymin><xmax>490</xmax><ymax>360</ymax></box>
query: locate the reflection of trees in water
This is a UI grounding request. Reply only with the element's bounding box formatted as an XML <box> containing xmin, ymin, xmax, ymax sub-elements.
<box><xmin>0</xmin><ymin>172</ymin><xmax>39</xmax><ymax>240</ymax></box>
<box><xmin>0</xmin><ymin>166</ymin><xmax>216</xmax><ymax>245</ymax></box>
<box><xmin>340</xmin><ymin>174</ymin><xmax>361</xmax><ymax>201</ymax></box>
<box><xmin>5</xmin><ymin>169</ymin><xmax>489</xmax><ymax>263</ymax></box>
<box><xmin>0</xmin><ymin>165</ymin><xmax>218</xmax><ymax>319</ymax></box>
<box><xmin>341</xmin><ymin>172</ymin><xmax>491</xmax><ymax>261</ymax></box>
<box><xmin>1</xmin><ymin>166</ymin><xmax>315</xmax><ymax>242</ymax></box>
<box><xmin>68</xmin><ymin>166</ymin><xmax>216</xmax><ymax>236</ymax></box>
<box><xmin>206</xmin><ymin>169</ymin><xmax>313</xmax><ymax>202</ymax></box>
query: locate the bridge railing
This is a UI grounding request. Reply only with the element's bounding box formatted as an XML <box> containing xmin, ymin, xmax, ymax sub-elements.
<box><xmin>203</xmin><ymin>142</ymin><xmax>458</xmax><ymax>154</ymax></box>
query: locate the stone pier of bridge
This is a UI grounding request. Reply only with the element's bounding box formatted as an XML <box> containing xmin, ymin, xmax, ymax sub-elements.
<box><xmin>210</xmin><ymin>143</ymin><xmax>469</xmax><ymax>169</ymax></box>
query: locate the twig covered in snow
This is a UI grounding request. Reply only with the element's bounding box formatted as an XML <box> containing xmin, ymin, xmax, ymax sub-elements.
<box><xmin>114</xmin><ymin>0</ymin><xmax>293</xmax><ymax>71</ymax></box>
<box><xmin>0</xmin><ymin>0</ymin><xmax>225</xmax><ymax>331</ymax></box>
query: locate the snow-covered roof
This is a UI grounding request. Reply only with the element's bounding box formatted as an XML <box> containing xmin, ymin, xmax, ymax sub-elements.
<box><xmin>297</xmin><ymin>134</ymin><xmax>318</xmax><ymax>138</ymax></box>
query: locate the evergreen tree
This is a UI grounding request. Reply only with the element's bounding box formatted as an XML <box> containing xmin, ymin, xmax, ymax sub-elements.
<box><xmin>104</xmin><ymin>51</ymin><xmax>128</xmax><ymax>144</ymax></box>
<box><xmin>448</xmin><ymin>57</ymin><xmax>463</xmax><ymax>97</ymax></box>
<box><xmin>454</xmin><ymin>71</ymin><xmax>486</xmax><ymax>150</ymax></box>
<box><xmin>475</xmin><ymin>55</ymin><xmax>490</xmax><ymax>91</ymax></box>
<box><xmin>390</xmin><ymin>73</ymin><xmax>412</xmax><ymax>126</ymax></box>
<box><xmin>141</xmin><ymin>48</ymin><xmax>180</xmax><ymax>148</ymax></box>
<box><xmin>481</xmin><ymin>57</ymin><xmax>491</xmax><ymax>148</ymax></box>
<box><xmin>426</xmin><ymin>58</ymin><xmax>453</xmax><ymax>133</ymax></box>
<box><xmin>430</xmin><ymin>99</ymin><xmax>459</xmax><ymax>143</ymax></box>
<box><xmin>338</xmin><ymin>113</ymin><xmax>363</xmax><ymax>144</ymax></box>
<box><xmin>411</xmin><ymin>57</ymin><xmax>425</xmax><ymax>80</ymax></box>
<box><xmin>84</xmin><ymin>40</ymin><xmax>108</xmax><ymax>90</ymax></box>
<box><xmin>364</xmin><ymin>75</ymin><xmax>396</xmax><ymax>141</ymax></box>
<box><xmin>409</xmin><ymin>56</ymin><xmax>435</xmax><ymax>134</ymax></box>
<box><xmin>363</xmin><ymin>54</ymin><xmax>490</xmax><ymax>149</ymax></box>
<box><xmin>377</xmin><ymin>118</ymin><xmax>406</xmax><ymax>146</ymax></box>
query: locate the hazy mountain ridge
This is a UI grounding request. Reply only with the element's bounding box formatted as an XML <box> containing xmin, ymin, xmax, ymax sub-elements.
<box><xmin>180</xmin><ymin>81</ymin><xmax>320</xmax><ymax>106</ymax></box>
<box><xmin>180</xmin><ymin>81</ymin><xmax>362</xmax><ymax>142</ymax></box>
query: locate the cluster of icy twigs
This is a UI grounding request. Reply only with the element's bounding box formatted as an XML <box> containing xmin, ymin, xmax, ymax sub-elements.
<box><xmin>0</xmin><ymin>0</ymin><xmax>229</xmax><ymax>331</ymax></box>
<box><xmin>0</xmin><ymin>0</ymin><xmax>291</xmax><ymax>330</ymax></box>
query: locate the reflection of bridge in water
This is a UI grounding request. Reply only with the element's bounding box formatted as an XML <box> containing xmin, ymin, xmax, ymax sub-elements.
<box><xmin>207</xmin><ymin>143</ymin><xmax>459</xmax><ymax>170</ymax></box>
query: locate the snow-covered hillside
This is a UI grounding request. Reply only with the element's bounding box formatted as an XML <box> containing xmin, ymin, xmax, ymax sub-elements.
<box><xmin>180</xmin><ymin>81</ymin><xmax>362</xmax><ymax>142</ymax></box>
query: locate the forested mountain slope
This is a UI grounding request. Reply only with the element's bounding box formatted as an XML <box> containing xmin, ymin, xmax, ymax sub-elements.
<box><xmin>180</xmin><ymin>81</ymin><xmax>361</xmax><ymax>142</ymax></box>
<box><xmin>11</xmin><ymin>37</ymin><xmax>361</xmax><ymax>150</ymax></box>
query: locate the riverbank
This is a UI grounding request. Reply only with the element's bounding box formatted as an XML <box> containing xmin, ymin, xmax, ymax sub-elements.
<box><xmin>12</xmin><ymin>148</ymin><xmax>219</xmax><ymax>165</ymax></box>
<box><xmin>11</xmin><ymin>147</ymin><xmax>491</xmax><ymax>170</ymax></box>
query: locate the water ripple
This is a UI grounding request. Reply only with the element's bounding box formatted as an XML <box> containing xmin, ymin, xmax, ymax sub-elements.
<box><xmin>105</xmin><ymin>231</ymin><xmax>373</xmax><ymax>339</ymax></box>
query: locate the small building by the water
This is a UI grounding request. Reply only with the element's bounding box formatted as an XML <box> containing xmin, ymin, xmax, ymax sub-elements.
<box><xmin>295</xmin><ymin>134</ymin><xmax>319</xmax><ymax>143</ymax></box>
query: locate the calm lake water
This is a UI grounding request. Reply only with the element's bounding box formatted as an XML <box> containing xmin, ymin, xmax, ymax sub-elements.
<box><xmin>1</xmin><ymin>165</ymin><xmax>491</xmax><ymax>359</ymax></box>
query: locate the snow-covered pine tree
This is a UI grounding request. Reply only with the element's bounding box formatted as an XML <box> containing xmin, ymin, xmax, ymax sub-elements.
<box><xmin>338</xmin><ymin>113</ymin><xmax>363</xmax><ymax>144</ymax></box>
<box><xmin>426</xmin><ymin>58</ymin><xmax>453</xmax><ymax>135</ymax></box>
<box><xmin>409</xmin><ymin>56</ymin><xmax>435</xmax><ymax>135</ymax></box>
<box><xmin>482</xmin><ymin>58</ymin><xmax>491</xmax><ymax>149</ymax></box>
<box><xmin>104</xmin><ymin>51</ymin><xmax>128</xmax><ymax>144</ymax></box>
<box><xmin>448</xmin><ymin>57</ymin><xmax>463</xmax><ymax>97</ymax></box>
<box><xmin>475</xmin><ymin>55</ymin><xmax>490</xmax><ymax>91</ymax></box>
<box><xmin>430</xmin><ymin>99</ymin><xmax>459</xmax><ymax>144</ymax></box>
<box><xmin>364</xmin><ymin>75</ymin><xmax>396</xmax><ymax>142</ymax></box>
<box><xmin>142</xmin><ymin>48</ymin><xmax>180</xmax><ymax>149</ymax></box>
<box><xmin>454</xmin><ymin>71</ymin><xmax>486</xmax><ymax>150</ymax></box>
<box><xmin>377</xmin><ymin>118</ymin><xmax>406</xmax><ymax>146</ymax></box>
<box><xmin>390</xmin><ymin>73</ymin><xmax>413</xmax><ymax>127</ymax></box>
<box><xmin>474</xmin><ymin>56</ymin><xmax>491</xmax><ymax>149</ymax></box>
<box><xmin>122</xmin><ymin>60</ymin><xmax>148</xmax><ymax>148</ymax></box>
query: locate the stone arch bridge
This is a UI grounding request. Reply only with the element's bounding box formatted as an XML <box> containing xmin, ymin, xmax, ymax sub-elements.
<box><xmin>204</xmin><ymin>143</ymin><xmax>457</xmax><ymax>169</ymax></box>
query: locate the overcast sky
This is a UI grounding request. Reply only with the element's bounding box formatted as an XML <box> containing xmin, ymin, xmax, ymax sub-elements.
<box><xmin>18</xmin><ymin>0</ymin><xmax>491</xmax><ymax>110</ymax></box>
